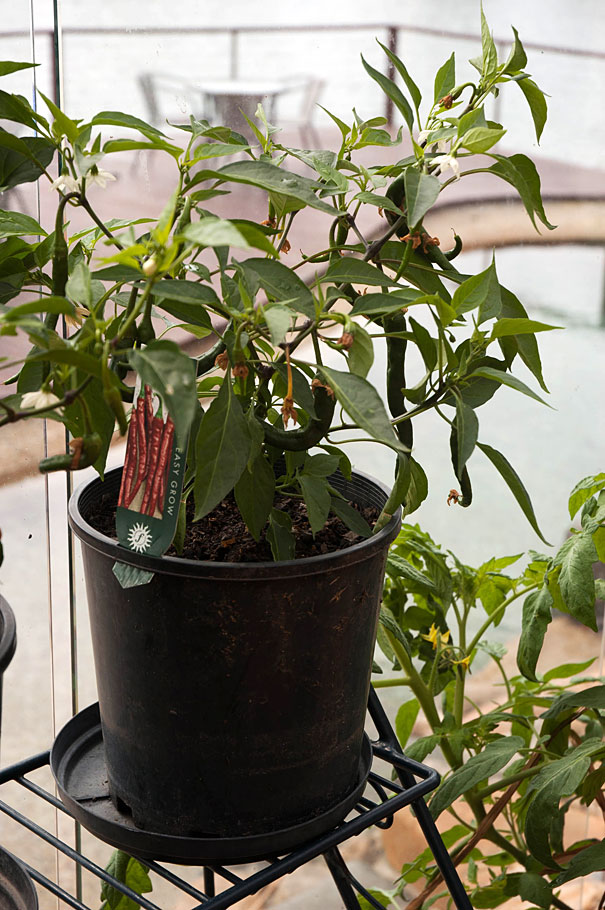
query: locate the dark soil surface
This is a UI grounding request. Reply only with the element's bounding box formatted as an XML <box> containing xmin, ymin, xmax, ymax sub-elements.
<box><xmin>86</xmin><ymin>489</ymin><xmax>378</xmax><ymax>562</ymax></box>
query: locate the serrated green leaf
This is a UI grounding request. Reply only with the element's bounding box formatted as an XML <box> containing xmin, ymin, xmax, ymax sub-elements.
<box><xmin>406</xmin><ymin>733</ymin><xmax>440</xmax><ymax>762</ymax></box>
<box><xmin>553</xmin><ymin>840</ymin><xmax>605</xmax><ymax>886</ymax></box>
<box><xmin>542</xmin><ymin>684</ymin><xmax>605</xmax><ymax>719</ymax></box>
<box><xmin>553</xmin><ymin>532</ymin><xmax>599</xmax><ymax>630</ymax></box>
<box><xmin>524</xmin><ymin>739</ymin><xmax>604</xmax><ymax>867</ymax></box>
<box><xmin>395</xmin><ymin>698</ymin><xmax>420</xmax><ymax>749</ymax></box>
<box><xmin>193</xmin><ymin>378</ymin><xmax>251</xmax><ymax>518</ymax></box>
<box><xmin>516</xmin><ymin>585</ymin><xmax>553</xmax><ymax>680</ymax></box>
<box><xmin>478</xmin><ymin>442</ymin><xmax>549</xmax><ymax>544</ymax></box>
<box><xmin>430</xmin><ymin>736</ymin><xmax>524</xmax><ymax>819</ymax></box>
<box><xmin>568</xmin><ymin>473</ymin><xmax>605</xmax><ymax>519</ymax></box>
<box><xmin>403</xmin><ymin>170</ymin><xmax>440</xmax><ymax>228</ymax></box>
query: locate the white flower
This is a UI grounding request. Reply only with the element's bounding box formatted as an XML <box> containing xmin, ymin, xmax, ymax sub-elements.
<box><xmin>21</xmin><ymin>390</ymin><xmax>61</xmax><ymax>411</ymax></box>
<box><xmin>86</xmin><ymin>167</ymin><xmax>116</xmax><ymax>189</ymax></box>
<box><xmin>434</xmin><ymin>154</ymin><xmax>460</xmax><ymax>181</ymax></box>
<box><xmin>417</xmin><ymin>131</ymin><xmax>448</xmax><ymax>153</ymax></box>
<box><xmin>50</xmin><ymin>173</ymin><xmax>80</xmax><ymax>193</ymax></box>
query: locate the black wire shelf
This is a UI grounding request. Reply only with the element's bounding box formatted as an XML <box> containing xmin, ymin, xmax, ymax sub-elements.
<box><xmin>0</xmin><ymin>690</ymin><xmax>473</xmax><ymax>910</ymax></box>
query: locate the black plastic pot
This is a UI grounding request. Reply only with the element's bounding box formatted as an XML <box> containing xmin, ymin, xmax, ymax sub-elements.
<box><xmin>68</xmin><ymin>467</ymin><xmax>400</xmax><ymax>839</ymax></box>
<box><xmin>0</xmin><ymin>596</ymin><xmax>17</xmax><ymax>746</ymax></box>
<box><xmin>0</xmin><ymin>849</ymin><xmax>38</xmax><ymax>910</ymax></box>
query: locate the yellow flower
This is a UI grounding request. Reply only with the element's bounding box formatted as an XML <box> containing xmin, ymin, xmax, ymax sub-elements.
<box><xmin>452</xmin><ymin>655</ymin><xmax>471</xmax><ymax>671</ymax></box>
<box><xmin>421</xmin><ymin>624</ymin><xmax>451</xmax><ymax>650</ymax></box>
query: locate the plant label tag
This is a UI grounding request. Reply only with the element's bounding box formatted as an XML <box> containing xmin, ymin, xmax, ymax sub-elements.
<box><xmin>115</xmin><ymin>381</ymin><xmax>188</xmax><ymax>558</ymax></box>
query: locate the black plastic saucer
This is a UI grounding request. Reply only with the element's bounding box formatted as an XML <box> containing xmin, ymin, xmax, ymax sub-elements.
<box><xmin>0</xmin><ymin>848</ymin><xmax>38</xmax><ymax>910</ymax></box>
<box><xmin>50</xmin><ymin>703</ymin><xmax>373</xmax><ymax>865</ymax></box>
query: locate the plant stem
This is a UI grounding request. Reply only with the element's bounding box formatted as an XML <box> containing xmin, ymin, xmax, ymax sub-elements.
<box><xmin>372</xmin><ymin>676</ymin><xmax>411</xmax><ymax>689</ymax></box>
<box><xmin>467</xmin><ymin>584</ymin><xmax>539</xmax><ymax>653</ymax></box>
<box><xmin>474</xmin><ymin>761</ymin><xmax>549</xmax><ymax>801</ymax></box>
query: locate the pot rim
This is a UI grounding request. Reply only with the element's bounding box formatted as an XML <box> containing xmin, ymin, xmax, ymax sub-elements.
<box><xmin>69</xmin><ymin>466</ymin><xmax>401</xmax><ymax>580</ymax></box>
<box><xmin>0</xmin><ymin>596</ymin><xmax>17</xmax><ymax>674</ymax></box>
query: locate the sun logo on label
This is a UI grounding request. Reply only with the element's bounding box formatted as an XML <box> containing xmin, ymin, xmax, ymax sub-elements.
<box><xmin>127</xmin><ymin>521</ymin><xmax>153</xmax><ymax>554</ymax></box>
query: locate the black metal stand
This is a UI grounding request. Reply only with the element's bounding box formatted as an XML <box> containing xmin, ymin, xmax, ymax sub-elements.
<box><xmin>0</xmin><ymin>690</ymin><xmax>472</xmax><ymax>910</ymax></box>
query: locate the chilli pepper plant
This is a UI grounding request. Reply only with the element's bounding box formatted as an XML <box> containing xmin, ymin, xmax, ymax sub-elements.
<box><xmin>0</xmin><ymin>12</ymin><xmax>557</xmax><ymax>557</ymax></box>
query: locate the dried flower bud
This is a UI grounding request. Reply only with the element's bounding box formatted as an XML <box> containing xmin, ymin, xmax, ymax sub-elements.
<box><xmin>232</xmin><ymin>362</ymin><xmax>249</xmax><ymax>379</ymax></box>
<box><xmin>312</xmin><ymin>378</ymin><xmax>335</xmax><ymax>399</ymax></box>
<box><xmin>215</xmin><ymin>351</ymin><xmax>229</xmax><ymax>371</ymax></box>
<box><xmin>279</xmin><ymin>238</ymin><xmax>291</xmax><ymax>254</ymax></box>
<box><xmin>261</xmin><ymin>216</ymin><xmax>277</xmax><ymax>228</ymax></box>
<box><xmin>439</xmin><ymin>93</ymin><xmax>453</xmax><ymax>109</ymax></box>
<box><xmin>422</xmin><ymin>235</ymin><xmax>440</xmax><ymax>253</ymax></box>
<box><xmin>338</xmin><ymin>332</ymin><xmax>354</xmax><ymax>351</ymax></box>
<box><xmin>281</xmin><ymin>396</ymin><xmax>298</xmax><ymax>427</ymax></box>
<box><xmin>447</xmin><ymin>489</ymin><xmax>461</xmax><ymax>506</ymax></box>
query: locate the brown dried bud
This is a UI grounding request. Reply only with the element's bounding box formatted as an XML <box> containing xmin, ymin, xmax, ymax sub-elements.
<box><xmin>281</xmin><ymin>396</ymin><xmax>298</xmax><ymax>428</ymax></box>
<box><xmin>338</xmin><ymin>332</ymin><xmax>354</xmax><ymax>351</ymax></box>
<box><xmin>447</xmin><ymin>489</ymin><xmax>461</xmax><ymax>506</ymax></box>
<box><xmin>439</xmin><ymin>94</ymin><xmax>453</xmax><ymax>109</ymax></box>
<box><xmin>232</xmin><ymin>362</ymin><xmax>249</xmax><ymax>379</ymax></box>
<box><xmin>279</xmin><ymin>238</ymin><xmax>291</xmax><ymax>254</ymax></box>
<box><xmin>261</xmin><ymin>217</ymin><xmax>277</xmax><ymax>228</ymax></box>
<box><xmin>422</xmin><ymin>235</ymin><xmax>440</xmax><ymax>253</ymax></box>
<box><xmin>312</xmin><ymin>378</ymin><xmax>335</xmax><ymax>399</ymax></box>
<box><xmin>215</xmin><ymin>351</ymin><xmax>229</xmax><ymax>371</ymax></box>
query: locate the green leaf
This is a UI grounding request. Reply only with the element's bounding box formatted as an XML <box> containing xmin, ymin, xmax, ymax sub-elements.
<box><xmin>100</xmin><ymin>850</ymin><xmax>152</xmax><ymax>910</ymax></box>
<box><xmin>503</xmin><ymin>26</ymin><xmax>528</xmax><ymax>74</ymax></box>
<box><xmin>361</xmin><ymin>54</ymin><xmax>414</xmax><ymax>132</ymax></box>
<box><xmin>183</xmin><ymin>217</ymin><xmax>253</xmax><ymax>249</ymax></box>
<box><xmin>234</xmin><ymin>453</ymin><xmax>274</xmax><ymax>541</ymax></box>
<box><xmin>406</xmin><ymin>733</ymin><xmax>440</xmax><ymax>763</ymax></box>
<box><xmin>455</xmin><ymin>398</ymin><xmax>478</xmax><ymax>475</ymax></box>
<box><xmin>542</xmin><ymin>658</ymin><xmax>596</xmax><ymax>682</ymax></box>
<box><xmin>0</xmin><ymin>61</ymin><xmax>38</xmax><ymax>77</ymax></box>
<box><xmin>91</xmin><ymin>110</ymin><xmax>167</xmax><ymax>139</ymax></box>
<box><xmin>553</xmin><ymin>531</ymin><xmax>599</xmax><ymax>630</ymax></box>
<box><xmin>347</xmin><ymin>323</ymin><xmax>374</xmax><ymax>378</ymax></box>
<box><xmin>128</xmin><ymin>341</ymin><xmax>196</xmax><ymax>447</ymax></box>
<box><xmin>0</xmin><ymin>90</ymin><xmax>45</xmax><ymax>132</ymax></box>
<box><xmin>488</xmin><ymin>153</ymin><xmax>555</xmax><ymax>231</ymax></box>
<box><xmin>354</xmin><ymin>190</ymin><xmax>407</xmax><ymax>219</ymax></box>
<box><xmin>318</xmin><ymin>366</ymin><xmax>406</xmax><ymax>454</ymax></box>
<box><xmin>379</xmin><ymin>606</ymin><xmax>413</xmax><ymax>660</ymax></box>
<box><xmin>0</xmin><ymin>295</ymin><xmax>74</xmax><ymax>321</ymax></box>
<box><xmin>401</xmin><ymin>456</ymin><xmax>428</xmax><ymax>517</ymax></box>
<box><xmin>518</xmin><ymin>873</ymin><xmax>552</xmax><ymax>909</ymax></box>
<box><xmin>553</xmin><ymin>840</ymin><xmax>605</xmax><ymax>886</ymax></box>
<box><xmin>263</xmin><ymin>304</ymin><xmax>292</xmax><ymax>345</ymax></box>
<box><xmin>103</xmin><ymin>138</ymin><xmax>182</xmax><ymax>159</ymax></box>
<box><xmin>568</xmin><ymin>473</ymin><xmax>605</xmax><ymax>519</ymax></box>
<box><xmin>395</xmin><ymin>698</ymin><xmax>420</xmax><ymax>749</ymax></box>
<box><xmin>477</xmin><ymin>442</ymin><xmax>549</xmax><ymax>544</ymax></box>
<box><xmin>214</xmin><ymin>159</ymin><xmax>339</xmax><ymax>215</ymax></box>
<box><xmin>403</xmin><ymin>170</ymin><xmax>440</xmax><ymax>228</ymax></box>
<box><xmin>193</xmin><ymin>378</ymin><xmax>251</xmax><ymax>520</ymax></box>
<box><xmin>324</xmin><ymin>257</ymin><xmax>401</xmax><ymax>289</ymax></box>
<box><xmin>0</xmin><ymin>130</ymin><xmax>55</xmax><ymax>190</ymax></box>
<box><xmin>387</xmin><ymin>553</ymin><xmax>437</xmax><ymax>593</ymax></box>
<box><xmin>524</xmin><ymin>739</ymin><xmax>604</xmax><ymax>867</ymax></box>
<box><xmin>500</xmin><ymin>286</ymin><xmax>549</xmax><ymax>392</ymax></box>
<box><xmin>452</xmin><ymin>258</ymin><xmax>501</xmax><ymax>323</ymax></box>
<box><xmin>304</xmin><ymin>453</ymin><xmax>340</xmax><ymax>477</ymax></box>
<box><xmin>467</xmin><ymin>366</ymin><xmax>549</xmax><ymax>406</ymax></box>
<box><xmin>38</xmin><ymin>90</ymin><xmax>81</xmax><ymax>144</ymax></box>
<box><xmin>460</xmin><ymin>126</ymin><xmax>506</xmax><ymax>153</ymax></box>
<box><xmin>329</xmin><ymin>496</ymin><xmax>371</xmax><ymax>538</ymax></box>
<box><xmin>434</xmin><ymin>52</ymin><xmax>456</xmax><ymax>103</ymax></box>
<box><xmin>430</xmin><ymin>736</ymin><xmax>524</xmax><ymax>819</ymax></box>
<box><xmin>491</xmin><ymin>317</ymin><xmax>561</xmax><ymax>338</ymax></box>
<box><xmin>299</xmin><ymin>474</ymin><xmax>331</xmax><ymax>535</ymax></box>
<box><xmin>516</xmin><ymin>585</ymin><xmax>553</xmax><ymax>680</ymax></box>
<box><xmin>480</xmin><ymin>4</ymin><xmax>499</xmax><ymax>79</ymax></box>
<box><xmin>191</xmin><ymin>141</ymin><xmax>251</xmax><ymax>160</ymax></box>
<box><xmin>0</xmin><ymin>209</ymin><xmax>46</xmax><ymax>240</ymax></box>
<box><xmin>378</xmin><ymin>40</ymin><xmax>422</xmax><ymax>116</ymax></box>
<box><xmin>517</xmin><ymin>77</ymin><xmax>548</xmax><ymax>142</ymax></box>
<box><xmin>358</xmin><ymin>888</ymin><xmax>394</xmax><ymax>910</ymax></box>
<box><xmin>349</xmin><ymin>289</ymin><xmax>422</xmax><ymax>317</ymax></box>
<box><xmin>152</xmin><ymin>283</ymin><xmax>216</xmax><ymax>329</ymax></box>
<box><xmin>245</xmin><ymin>257</ymin><xmax>314</xmax><ymax>317</ymax></box>
<box><xmin>542</xmin><ymin>684</ymin><xmax>605</xmax><ymax>719</ymax></box>
<box><xmin>266</xmin><ymin>508</ymin><xmax>295</xmax><ymax>561</ymax></box>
